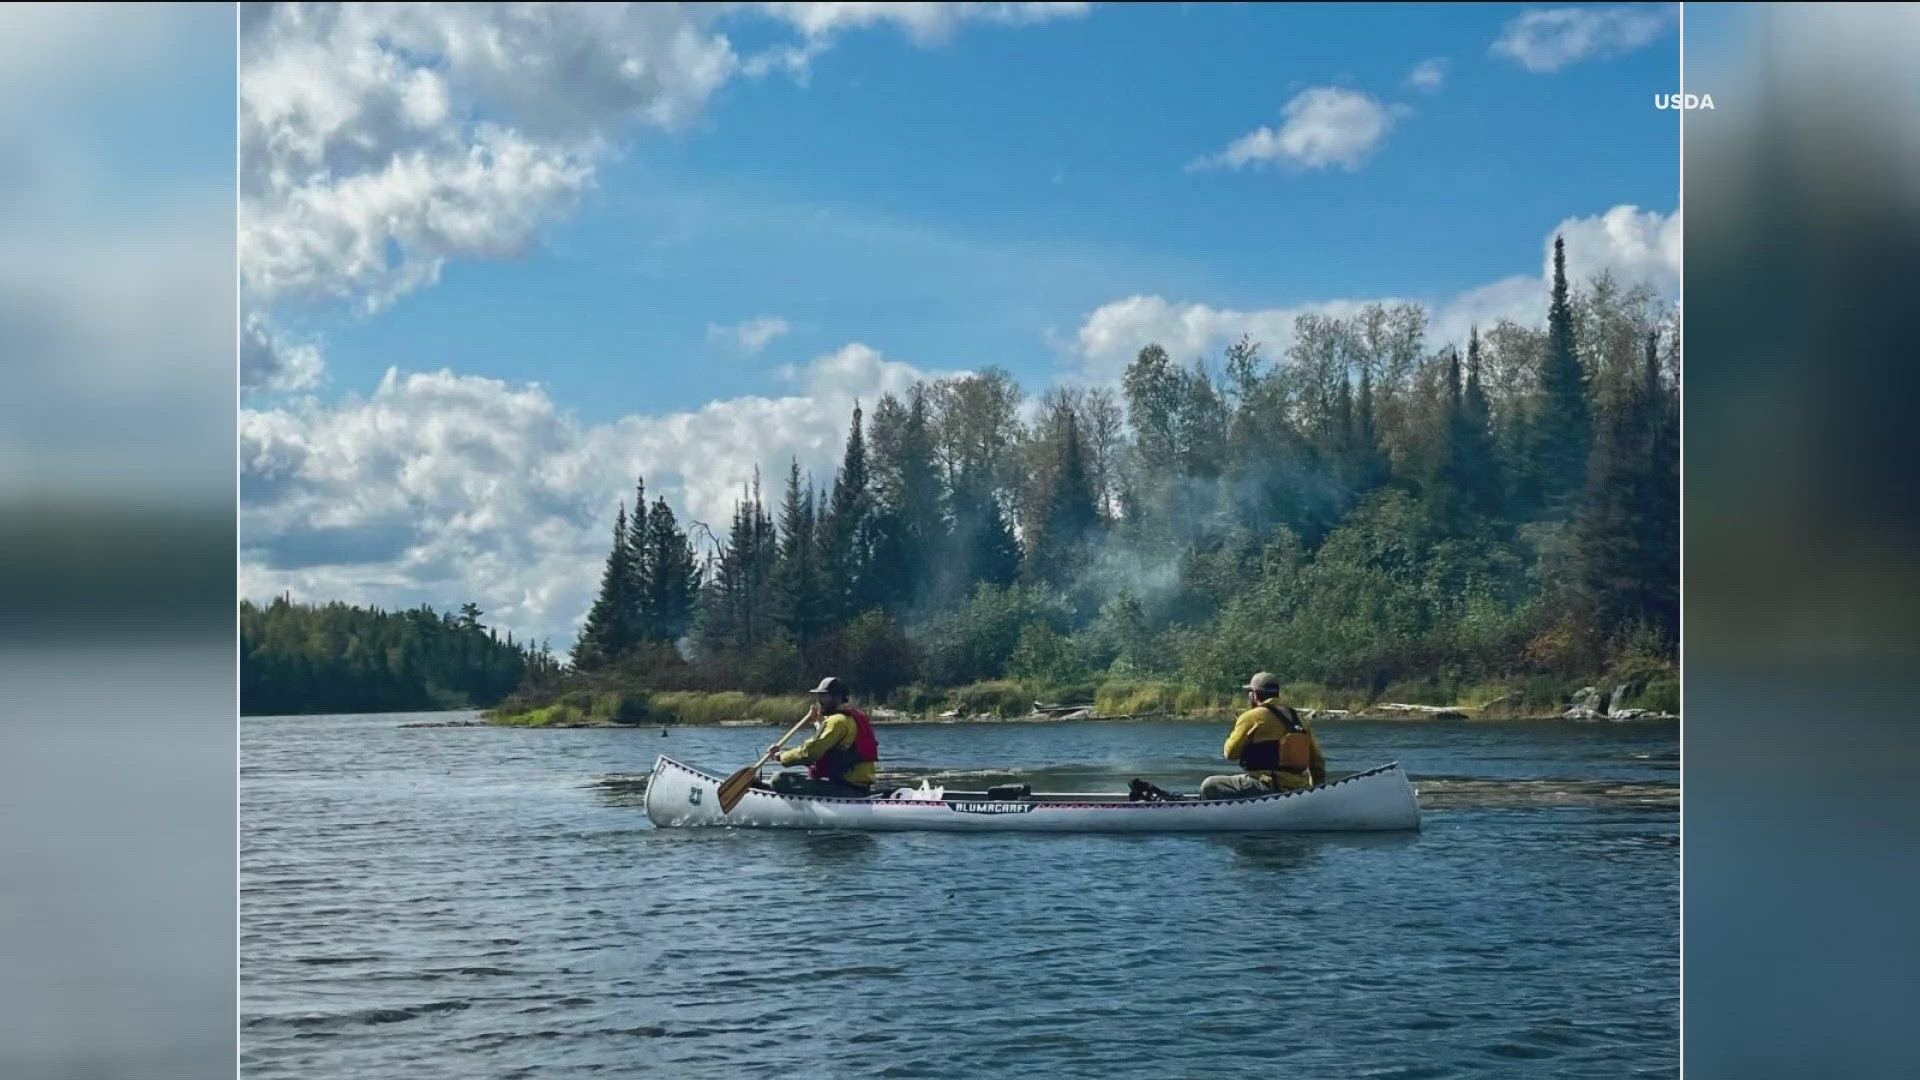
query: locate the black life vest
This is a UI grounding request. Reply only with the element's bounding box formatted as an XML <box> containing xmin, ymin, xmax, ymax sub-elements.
<box><xmin>809</xmin><ymin>706</ymin><xmax>879</xmax><ymax>784</ymax></box>
<box><xmin>1239</xmin><ymin>703</ymin><xmax>1312</xmax><ymax>774</ymax></box>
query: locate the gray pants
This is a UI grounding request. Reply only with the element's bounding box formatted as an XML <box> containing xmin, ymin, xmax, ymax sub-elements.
<box><xmin>769</xmin><ymin>772</ymin><xmax>870</xmax><ymax>799</ymax></box>
<box><xmin>1200</xmin><ymin>773</ymin><xmax>1275</xmax><ymax>800</ymax></box>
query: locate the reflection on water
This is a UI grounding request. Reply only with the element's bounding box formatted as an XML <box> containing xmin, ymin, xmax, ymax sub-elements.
<box><xmin>244</xmin><ymin>715</ymin><xmax>1676</xmax><ymax>1079</ymax></box>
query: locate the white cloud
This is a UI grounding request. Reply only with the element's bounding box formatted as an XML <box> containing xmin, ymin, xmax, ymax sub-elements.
<box><xmin>1407</xmin><ymin>57</ymin><xmax>1449</xmax><ymax>93</ymax></box>
<box><xmin>1193</xmin><ymin>87</ymin><xmax>1401</xmax><ymax>172</ymax></box>
<box><xmin>1551</xmin><ymin>203</ymin><xmax>1681</xmax><ymax>296</ymax></box>
<box><xmin>241</xmin><ymin>314</ymin><xmax>325</xmax><ymax>394</ymax></box>
<box><xmin>240</xmin><ymin>343</ymin><xmax>954</xmax><ymax>647</ymax></box>
<box><xmin>756</xmin><ymin>2</ymin><xmax>1092</xmax><ymax>46</ymax></box>
<box><xmin>1071</xmin><ymin>204</ymin><xmax>1680</xmax><ymax>377</ymax></box>
<box><xmin>707</xmin><ymin>315</ymin><xmax>792</xmax><ymax>355</ymax></box>
<box><xmin>1074</xmin><ymin>295</ymin><xmax>1388</xmax><ymax>380</ymax></box>
<box><xmin>1491</xmin><ymin>5</ymin><xmax>1677</xmax><ymax>74</ymax></box>
<box><xmin>239</xmin><ymin>2</ymin><xmax>1095</xmax><ymax>386</ymax></box>
<box><xmin>240</xmin><ymin>4</ymin><xmax>735</xmax><ymax>312</ymax></box>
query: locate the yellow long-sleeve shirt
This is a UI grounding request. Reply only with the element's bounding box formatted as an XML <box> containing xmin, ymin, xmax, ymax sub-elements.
<box><xmin>777</xmin><ymin>712</ymin><xmax>877</xmax><ymax>786</ymax></box>
<box><xmin>1223</xmin><ymin>705</ymin><xmax>1326</xmax><ymax>790</ymax></box>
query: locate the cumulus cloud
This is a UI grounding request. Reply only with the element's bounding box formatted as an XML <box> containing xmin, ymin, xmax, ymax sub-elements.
<box><xmin>1192</xmin><ymin>87</ymin><xmax>1401</xmax><ymax>172</ymax></box>
<box><xmin>707</xmin><ymin>315</ymin><xmax>792</xmax><ymax>355</ymax></box>
<box><xmin>241</xmin><ymin>314</ymin><xmax>324</xmax><ymax>394</ymax></box>
<box><xmin>1071</xmin><ymin>204</ymin><xmax>1680</xmax><ymax>377</ymax></box>
<box><xmin>240</xmin><ymin>343</ymin><xmax>954</xmax><ymax>647</ymax></box>
<box><xmin>1551</xmin><ymin>203</ymin><xmax>1681</xmax><ymax>296</ymax></box>
<box><xmin>1074</xmin><ymin>295</ymin><xmax>1390</xmax><ymax>380</ymax></box>
<box><xmin>239</xmin><ymin>2</ymin><xmax>1095</xmax><ymax>385</ymax></box>
<box><xmin>757</xmin><ymin>2</ymin><xmax>1092</xmax><ymax>46</ymax></box>
<box><xmin>240</xmin><ymin>3</ymin><xmax>733</xmax><ymax>311</ymax></box>
<box><xmin>1407</xmin><ymin>57</ymin><xmax>1449</xmax><ymax>93</ymax></box>
<box><xmin>1491</xmin><ymin>5</ymin><xmax>1677</xmax><ymax>74</ymax></box>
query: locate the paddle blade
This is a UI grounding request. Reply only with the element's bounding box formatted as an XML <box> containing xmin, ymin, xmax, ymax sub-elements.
<box><xmin>715</xmin><ymin>765</ymin><xmax>759</xmax><ymax>815</ymax></box>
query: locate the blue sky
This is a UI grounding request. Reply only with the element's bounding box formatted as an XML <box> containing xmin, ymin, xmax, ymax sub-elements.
<box><xmin>240</xmin><ymin>2</ymin><xmax>1682</xmax><ymax>646</ymax></box>
<box><xmin>267</xmin><ymin>2</ymin><xmax>1679</xmax><ymax>422</ymax></box>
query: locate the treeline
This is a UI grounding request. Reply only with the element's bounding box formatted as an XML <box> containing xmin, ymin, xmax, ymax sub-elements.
<box><xmin>241</xmin><ymin>596</ymin><xmax>562</xmax><ymax>715</ymax></box>
<box><xmin>569</xmin><ymin>235</ymin><xmax>1677</xmax><ymax>705</ymax></box>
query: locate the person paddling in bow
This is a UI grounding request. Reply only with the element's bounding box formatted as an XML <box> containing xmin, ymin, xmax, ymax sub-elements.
<box><xmin>1200</xmin><ymin>672</ymin><xmax>1327</xmax><ymax>800</ymax></box>
<box><xmin>763</xmin><ymin>676</ymin><xmax>880</xmax><ymax>798</ymax></box>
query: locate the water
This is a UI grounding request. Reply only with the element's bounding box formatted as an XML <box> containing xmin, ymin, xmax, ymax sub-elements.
<box><xmin>242</xmin><ymin>714</ymin><xmax>1678</xmax><ymax>1078</ymax></box>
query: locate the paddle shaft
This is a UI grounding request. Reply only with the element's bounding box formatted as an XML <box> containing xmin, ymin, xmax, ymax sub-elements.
<box><xmin>752</xmin><ymin>710</ymin><xmax>819</xmax><ymax>773</ymax></box>
<box><xmin>716</xmin><ymin>709</ymin><xmax>817</xmax><ymax>814</ymax></box>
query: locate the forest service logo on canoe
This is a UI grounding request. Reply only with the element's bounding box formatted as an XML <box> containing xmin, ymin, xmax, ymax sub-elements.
<box><xmin>947</xmin><ymin>801</ymin><xmax>1037</xmax><ymax>815</ymax></box>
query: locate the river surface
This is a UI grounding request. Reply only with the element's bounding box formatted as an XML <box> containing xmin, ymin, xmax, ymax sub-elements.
<box><xmin>242</xmin><ymin>714</ymin><xmax>1677</xmax><ymax>1078</ymax></box>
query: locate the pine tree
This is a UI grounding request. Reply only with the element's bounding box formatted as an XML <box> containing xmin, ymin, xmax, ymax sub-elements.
<box><xmin>626</xmin><ymin>475</ymin><xmax>654</xmax><ymax>638</ymax></box>
<box><xmin>774</xmin><ymin>460</ymin><xmax>829</xmax><ymax>654</ymax></box>
<box><xmin>1460</xmin><ymin>328</ymin><xmax>1507</xmax><ymax>525</ymax></box>
<box><xmin>694</xmin><ymin>490</ymin><xmax>751</xmax><ymax>658</ymax></box>
<box><xmin>818</xmin><ymin>403</ymin><xmax>874</xmax><ymax>621</ymax></box>
<box><xmin>644</xmin><ymin>496</ymin><xmax>700</xmax><ymax>644</ymax></box>
<box><xmin>1026</xmin><ymin>403</ymin><xmax>1101</xmax><ymax>590</ymax></box>
<box><xmin>1643</xmin><ymin>329</ymin><xmax>1679</xmax><ymax>643</ymax></box>
<box><xmin>1576</xmin><ymin>329</ymin><xmax>1666</xmax><ymax>650</ymax></box>
<box><xmin>572</xmin><ymin>502</ymin><xmax>638</xmax><ymax>669</ymax></box>
<box><xmin>899</xmin><ymin>388</ymin><xmax>946</xmax><ymax>589</ymax></box>
<box><xmin>1524</xmin><ymin>235</ymin><xmax>1593</xmax><ymax>518</ymax></box>
<box><xmin>1353</xmin><ymin>368</ymin><xmax>1388</xmax><ymax>494</ymax></box>
<box><xmin>1422</xmin><ymin>347</ymin><xmax>1474</xmax><ymax>536</ymax></box>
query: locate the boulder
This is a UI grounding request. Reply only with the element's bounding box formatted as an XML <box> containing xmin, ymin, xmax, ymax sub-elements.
<box><xmin>1607</xmin><ymin>681</ymin><xmax>1641</xmax><ymax>718</ymax></box>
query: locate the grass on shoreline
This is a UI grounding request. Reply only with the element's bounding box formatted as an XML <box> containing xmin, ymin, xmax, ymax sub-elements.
<box><xmin>484</xmin><ymin>666</ymin><xmax>1678</xmax><ymax>727</ymax></box>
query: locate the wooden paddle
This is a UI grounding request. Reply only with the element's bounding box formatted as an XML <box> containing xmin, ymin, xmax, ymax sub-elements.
<box><xmin>716</xmin><ymin>709</ymin><xmax>816</xmax><ymax>815</ymax></box>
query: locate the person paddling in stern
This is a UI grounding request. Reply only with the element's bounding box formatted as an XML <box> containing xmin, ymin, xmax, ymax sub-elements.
<box><xmin>763</xmin><ymin>676</ymin><xmax>880</xmax><ymax>798</ymax></box>
<box><xmin>1200</xmin><ymin>672</ymin><xmax>1326</xmax><ymax>800</ymax></box>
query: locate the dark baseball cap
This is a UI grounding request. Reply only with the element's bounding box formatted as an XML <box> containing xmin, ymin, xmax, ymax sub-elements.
<box><xmin>808</xmin><ymin>676</ymin><xmax>849</xmax><ymax>697</ymax></box>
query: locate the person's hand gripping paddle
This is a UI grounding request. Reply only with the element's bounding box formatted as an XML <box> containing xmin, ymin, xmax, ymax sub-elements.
<box><xmin>716</xmin><ymin>707</ymin><xmax>816</xmax><ymax>814</ymax></box>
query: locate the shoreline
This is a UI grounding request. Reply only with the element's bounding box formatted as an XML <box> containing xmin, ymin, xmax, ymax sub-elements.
<box><xmin>393</xmin><ymin>705</ymin><xmax>1677</xmax><ymax>729</ymax></box>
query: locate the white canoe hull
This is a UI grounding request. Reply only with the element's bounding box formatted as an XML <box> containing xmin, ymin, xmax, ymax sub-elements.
<box><xmin>642</xmin><ymin>756</ymin><xmax>1421</xmax><ymax>833</ymax></box>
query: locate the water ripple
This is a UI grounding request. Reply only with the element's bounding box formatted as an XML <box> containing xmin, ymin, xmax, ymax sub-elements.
<box><xmin>243</xmin><ymin>714</ymin><xmax>1676</xmax><ymax>1078</ymax></box>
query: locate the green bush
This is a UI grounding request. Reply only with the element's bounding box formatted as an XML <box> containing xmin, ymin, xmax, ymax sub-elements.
<box><xmin>946</xmin><ymin>680</ymin><xmax>1029</xmax><ymax>717</ymax></box>
<box><xmin>1633</xmin><ymin>673</ymin><xmax>1679</xmax><ymax>714</ymax></box>
<box><xmin>890</xmin><ymin>684</ymin><xmax>946</xmax><ymax>714</ymax></box>
<box><xmin>592</xmin><ymin>690</ymin><xmax>652</xmax><ymax>724</ymax></box>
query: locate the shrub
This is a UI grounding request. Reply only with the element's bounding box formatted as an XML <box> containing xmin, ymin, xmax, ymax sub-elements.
<box><xmin>947</xmin><ymin>680</ymin><xmax>1029</xmax><ymax>717</ymax></box>
<box><xmin>592</xmin><ymin>690</ymin><xmax>652</xmax><ymax>724</ymax></box>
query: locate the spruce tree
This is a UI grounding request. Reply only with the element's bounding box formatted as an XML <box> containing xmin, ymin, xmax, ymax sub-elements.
<box><xmin>1027</xmin><ymin>403</ymin><xmax>1101</xmax><ymax>590</ymax></box>
<box><xmin>1575</xmin><ymin>329</ymin><xmax>1662</xmax><ymax>651</ymax></box>
<box><xmin>774</xmin><ymin>460</ymin><xmax>829</xmax><ymax>653</ymax></box>
<box><xmin>1353</xmin><ymin>368</ymin><xmax>1388</xmax><ymax>494</ymax></box>
<box><xmin>644</xmin><ymin>496</ymin><xmax>700</xmax><ymax>644</ymax></box>
<box><xmin>694</xmin><ymin>489</ymin><xmax>752</xmax><ymax>658</ymax></box>
<box><xmin>626</xmin><ymin>475</ymin><xmax>654</xmax><ymax>638</ymax></box>
<box><xmin>572</xmin><ymin>502</ymin><xmax>637</xmax><ymax>669</ymax></box>
<box><xmin>1524</xmin><ymin>235</ymin><xmax>1592</xmax><ymax>517</ymax></box>
<box><xmin>1422</xmin><ymin>347</ymin><xmax>1474</xmax><ymax>537</ymax></box>
<box><xmin>1461</xmin><ymin>327</ymin><xmax>1507</xmax><ymax>525</ymax></box>
<box><xmin>818</xmin><ymin>403</ymin><xmax>874</xmax><ymax>621</ymax></box>
<box><xmin>899</xmin><ymin>388</ymin><xmax>946</xmax><ymax>589</ymax></box>
<box><xmin>1643</xmin><ymin>329</ymin><xmax>1679</xmax><ymax>643</ymax></box>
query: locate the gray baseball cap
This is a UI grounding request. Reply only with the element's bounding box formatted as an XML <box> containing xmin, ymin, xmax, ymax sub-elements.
<box><xmin>1242</xmin><ymin>672</ymin><xmax>1281</xmax><ymax>693</ymax></box>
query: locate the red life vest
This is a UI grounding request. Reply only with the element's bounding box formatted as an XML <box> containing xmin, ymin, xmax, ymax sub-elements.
<box><xmin>808</xmin><ymin>706</ymin><xmax>880</xmax><ymax>783</ymax></box>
